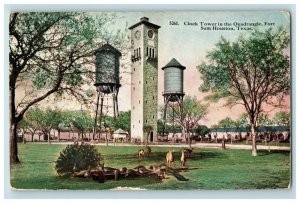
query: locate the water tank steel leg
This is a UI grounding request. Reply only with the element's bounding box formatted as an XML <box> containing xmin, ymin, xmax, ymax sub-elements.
<box><xmin>99</xmin><ymin>96</ymin><xmax>104</xmax><ymax>140</ymax></box>
<box><xmin>93</xmin><ymin>91</ymin><xmax>100</xmax><ymax>140</ymax></box>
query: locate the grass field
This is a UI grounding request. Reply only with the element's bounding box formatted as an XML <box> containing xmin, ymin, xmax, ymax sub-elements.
<box><xmin>10</xmin><ymin>143</ymin><xmax>290</xmax><ymax>190</ymax></box>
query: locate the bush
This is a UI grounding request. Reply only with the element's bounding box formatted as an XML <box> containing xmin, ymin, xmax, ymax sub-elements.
<box><xmin>55</xmin><ymin>143</ymin><xmax>102</xmax><ymax>176</ymax></box>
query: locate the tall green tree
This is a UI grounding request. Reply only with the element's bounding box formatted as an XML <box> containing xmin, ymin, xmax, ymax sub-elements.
<box><xmin>50</xmin><ymin>109</ymin><xmax>65</xmax><ymax>142</ymax></box>
<box><xmin>198</xmin><ymin>27</ymin><xmax>290</xmax><ymax>156</ymax></box>
<box><xmin>9</xmin><ymin>12</ymin><xmax>124</xmax><ymax>163</ymax></box>
<box><xmin>163</xmin><ymin>96</ymin><xmax>208</xmax><ymax>148</ymax></box>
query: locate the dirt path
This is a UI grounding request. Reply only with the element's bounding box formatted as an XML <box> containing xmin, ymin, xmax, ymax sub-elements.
<box><xmin>30</xmin><ymin>141</ymin><xmax>290</xmax><ymax>151</ymax></box>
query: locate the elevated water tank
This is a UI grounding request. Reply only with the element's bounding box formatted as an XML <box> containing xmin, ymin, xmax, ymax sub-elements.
<box><xmin>162</xmin><ymin>58</ymin><xmax>185</xmax><ymax>101</ymax></box>
<box><xmin>95</xmin><ymin>43</ymin><xmax>121</xmax><ymax>93</ymax></box>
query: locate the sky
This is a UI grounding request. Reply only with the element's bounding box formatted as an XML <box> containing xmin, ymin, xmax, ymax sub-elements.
<box><xmin>15</xmin><ymin>11</ymin><xmax>290</xmax><ymax>127</ymax></box>
<box><xmin>115</xmin><ymin>11</ymin><xmax>290</xmax><ymax>126</ymax></box>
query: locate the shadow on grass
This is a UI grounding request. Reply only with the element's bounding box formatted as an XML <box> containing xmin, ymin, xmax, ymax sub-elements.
<box><xmin>186</xmin><ymin>151</ymin><xmax>226</xmax><ymax>161</ymax></box>
<box><xmin>258</xmin><ymin>150</ymin><xmax>290</xmax><ymax>156</ymax></box>
<box><xmin>104</xmin><ymin>150</ymin><xmax>226</xmax><ymax>163</ymax></box>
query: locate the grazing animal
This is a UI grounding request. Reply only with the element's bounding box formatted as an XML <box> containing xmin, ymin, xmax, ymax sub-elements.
<box><xmin>183</xmin><ymin>147</ymin><xmax>193</xmax><ymax>157</ymax></box>
<box><xmin>146</xmin><ymin>146</ymin><xmax>152</xmax><ymax>154</ymax></box>
<box><xmin>166</xmin><ymin>150</ymin><xmax>175</xmax><ymax>167</ymax></box>
<box><xmin>180</xmin><ymin>150</ymin><xmax>187</xmax><ymax>167</ymax></box>
<box><xmin>137</xmin><ymin>149</ymin><xmax>145</xmax><ymax>159</ymax></box>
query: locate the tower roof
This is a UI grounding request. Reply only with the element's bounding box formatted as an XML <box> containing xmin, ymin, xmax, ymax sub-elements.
<box><xmin>128</xmin><ymin>17</ymin><xmax>161</xmax><ymax>30</ymax></box>
<box><xmin>162</xmin><ymin>58</ymin><xmax>186</xmax><ymax>70</ymax></box>
<box><xmin>95</xmin><ymin>43</ymin><xmax>121</xmax><ymax>56</ymax></box>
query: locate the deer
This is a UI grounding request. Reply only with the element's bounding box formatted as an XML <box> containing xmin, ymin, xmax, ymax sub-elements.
<box><xmin>146</xmin><ymin>146</ymin><xmax>152</xmax><ymax>154</ymax></box>
<box><xmin>183</xmin><ymin>147</ymin><xmax>193</xmax><ymax>158</ymax></box>
<box><xmin>137</xmin><ymin>149</ymin><xmax>145</xmax><ymax>159</ymax></box>
<box><xmin>180</xmin><ymin>149</ymin><xmax>187</xmax><ymax>167</ymax></box>
<box><xmin>166</xmin><ymin>149</ymin><xmax>175</xmax><ymax>167</ymax></box>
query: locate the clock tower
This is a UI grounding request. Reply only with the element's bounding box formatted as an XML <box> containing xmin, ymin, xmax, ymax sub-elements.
<box><xmin>129</xmin><ymin>17</ymin><xmax>160</xmax><ymax>143</ymax></box>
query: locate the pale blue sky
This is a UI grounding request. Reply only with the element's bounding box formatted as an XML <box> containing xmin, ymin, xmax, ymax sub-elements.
<box><xmin>105</xmin><ymin>11</ymin><xmax>290</xmax><ymax>125</ymax></box>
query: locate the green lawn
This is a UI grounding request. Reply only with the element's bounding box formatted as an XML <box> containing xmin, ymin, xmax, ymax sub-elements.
<box><xmin>10</xmin><ymin>143</ymin><xmax>290</xmax><ymax>190</ymax></box>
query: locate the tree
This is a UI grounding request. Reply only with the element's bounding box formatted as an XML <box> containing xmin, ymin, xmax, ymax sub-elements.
<box><xmin>72</xmin><ymin>111</ymin><xmax>93</xmax><ymax>141</ymax></box>
<box><xmin>112</xmin><ymin>111</ymin><xmax>131</xmax><ymax>141</ymax></box>
<box><xmin>157</xmin><ymin>119</ymin><xmax>171</xmax><ymax>135</ymax></box>
<box><xmin>48</xmin><ymin>108</ymin><xmax>64</xmax><ymax>142</ymax></box>
<box><xmin>39</xmin><ymin>108</ymin><xmax>59</xmax><ymax>144</ymax></box>
<box><xmin>257</xmin><ymin>114</ymin><xmax>273</xmax><ymax>126</ymax></box>
<box><xmin>9</xmin><ymin>12</ymin><xmax>123</xmax><ymax>163</ymax></box>
<box><xmin>235</xmin><ymin>113</ymin><xmax>249</xmax><ymax>128</ymax></box>
<box><xmin>198</xmin><ymin>27</ymin><xmax>290</xmax><ymax>156</ymax></box>
<box><xmin>235</xmin><ymin>113</ymin><xmax>250</xmax><ymax>141</ymax></box>
<box><xmin>143</xmin><ymin>124</ymin><xmax>153</xmax><ymax>146</ymax></box>
<box><xmin>21</xmin><ymin>107</ymin><xmax>43</xmax><ymax>142</ymax></box>
<box><xmin>163</xmin><ymin>96</ymin><xmax>208</xmax><ymax>148</ymax></box>
<box><xmin>112</xmin><ymin>111</ymin><xmax>131</xmax><ymax>134</ymax></box>
<box><xmin>217</xmin><ymin>117</ymin><xmax>236</xmax><ymax>128</ymax></box>
<box><xmin>195</xmin><ymin>125</ymin><xmax>209</xmax><ymax>141</ymax></box>
<box><xmin>272</xmin><ymin>111</ymin><xmax>290</xmax><ymax>126</ymax></box>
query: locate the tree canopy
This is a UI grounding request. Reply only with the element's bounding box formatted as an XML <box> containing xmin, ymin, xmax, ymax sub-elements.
<box><xmin>198</xmin><ymin>27</ymin><xmax>290</xmax><ymax>156</ymax></box>
<box><xmin>9</xmin><ymin>12</ymin><xmax>126</xmax><ymax>163</ymax></box>
<box><xmin>161</xmin><ymin>96</ymin><xmax>208</xmax><ymax>147</ymax></box>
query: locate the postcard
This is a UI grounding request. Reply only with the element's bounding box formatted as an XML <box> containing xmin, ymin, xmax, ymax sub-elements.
<box><xmin>9</xmin><ymin>10</ymin><xmax>291</xmax><ymax>190</ymax></box>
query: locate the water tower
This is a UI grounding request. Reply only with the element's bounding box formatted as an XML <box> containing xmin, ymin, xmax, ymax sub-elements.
<box><xmin>93</xmin><ymin>43</ymin><xmax>121</xmax><ymax>139</ymax></box>
<box><xmin>162</xmin><ymin>58</ymin><xmax>186</xmax><ymax>137</ymax></box>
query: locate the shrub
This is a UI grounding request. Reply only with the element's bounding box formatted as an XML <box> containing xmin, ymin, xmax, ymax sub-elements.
<box><xmin>55</xmin><ymin>143</ymin><xmax>102</xmax><ymax>176</ymax></box>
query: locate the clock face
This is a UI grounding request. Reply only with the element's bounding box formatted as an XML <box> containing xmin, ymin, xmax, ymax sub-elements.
<box><xmin>135</xmin><ymin>30</ymin><xmax>141</xmax><ymax>39</ymax></box>
<box><xmin>148</xmin><ymin>30</ymin><xmax>154</xmax><ymax>39</ymax></box>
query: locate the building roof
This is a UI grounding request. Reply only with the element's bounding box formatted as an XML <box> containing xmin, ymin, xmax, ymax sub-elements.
<box><xmin>95</xmin><ymin>43</ymin><xmax>121</xmax><ymax>56</ymax></box>
<box><xmin>162</xmin><ymin>58</ymin><xmax>186</xmax><ymax>70</ymax></box>
<box><xmin>113</xmin><ymin>128</ymin><xmax>128</xmax><ymax>134</ymax></box>
<box><xmin>128</xmin><ymin>17</ymin><xmax>161</xmax><ymax>30</ymax></box>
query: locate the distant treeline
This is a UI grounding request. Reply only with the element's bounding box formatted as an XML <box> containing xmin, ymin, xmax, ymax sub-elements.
<box><xmin>158</xmin><ymin>126</ymin><xmax>290</xmax><ymax>134</ymax></box>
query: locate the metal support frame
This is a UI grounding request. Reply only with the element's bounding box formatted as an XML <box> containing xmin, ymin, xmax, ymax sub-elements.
<box><xmin>162</xmin><ymin>94</ymin><xmax>184</xmax><ymax>139</ymax></box>
<box><xmin>93</xmin><ymin>83</ymin><xmax>120</xmax><ymax>141</ymax></box>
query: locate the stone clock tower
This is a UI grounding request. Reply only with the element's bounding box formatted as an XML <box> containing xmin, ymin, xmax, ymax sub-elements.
<box><xmin>129</xmin><ymin>17</ymin><xmax>160</xmax><ymax>143</ymax></box>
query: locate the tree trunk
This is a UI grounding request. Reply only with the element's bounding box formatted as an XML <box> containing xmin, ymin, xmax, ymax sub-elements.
<box><xmin>10</xmin><ymin>75</ymin><xmax>20</xmax><ymax>164</ymax></box>
<box><xmin>187</xmin><ymin>129</ymin><xmax>191</xmax><ymax>148</ymax></box>
<box><xmin>48</xmin><ymin>131</ymin><xmax>51</xmax><ymax>144</ymax></box>
<box><xmin>251</xmin><ymin>124</ymin><xmax>257</xmax><ymax>156</ymax></box>
<box><xmin>222</xmin><ymin>135</ymin><xmax>226</xmax><ymax>150</ymax></box>
<box><xmin>106</xmin><ymin>131</ymin><xmax>108</xmax><ymax>146</ymax></box>
<box><xmin>58</xmin><ymin>129</ymin><xmax>60</xmax><ymax>142</ymax></box>
<box><xmin>10</xmin><ymin>121</ymin><xmax>20</xmax><ymax>164</ymax></box>
<box><xmin>146</xmin><ymin>132</ymin><xmax>149</xmax><ymax>147</ymax></box>
<box><xmin>31</xmin><ymin>133</ymin><xmax>34</xmax><ymax>142</ymax></box>
<box><xmin>23</xmin><ymin>134</ymin><xmax>26</xmax><ymax>143</ymax></box>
